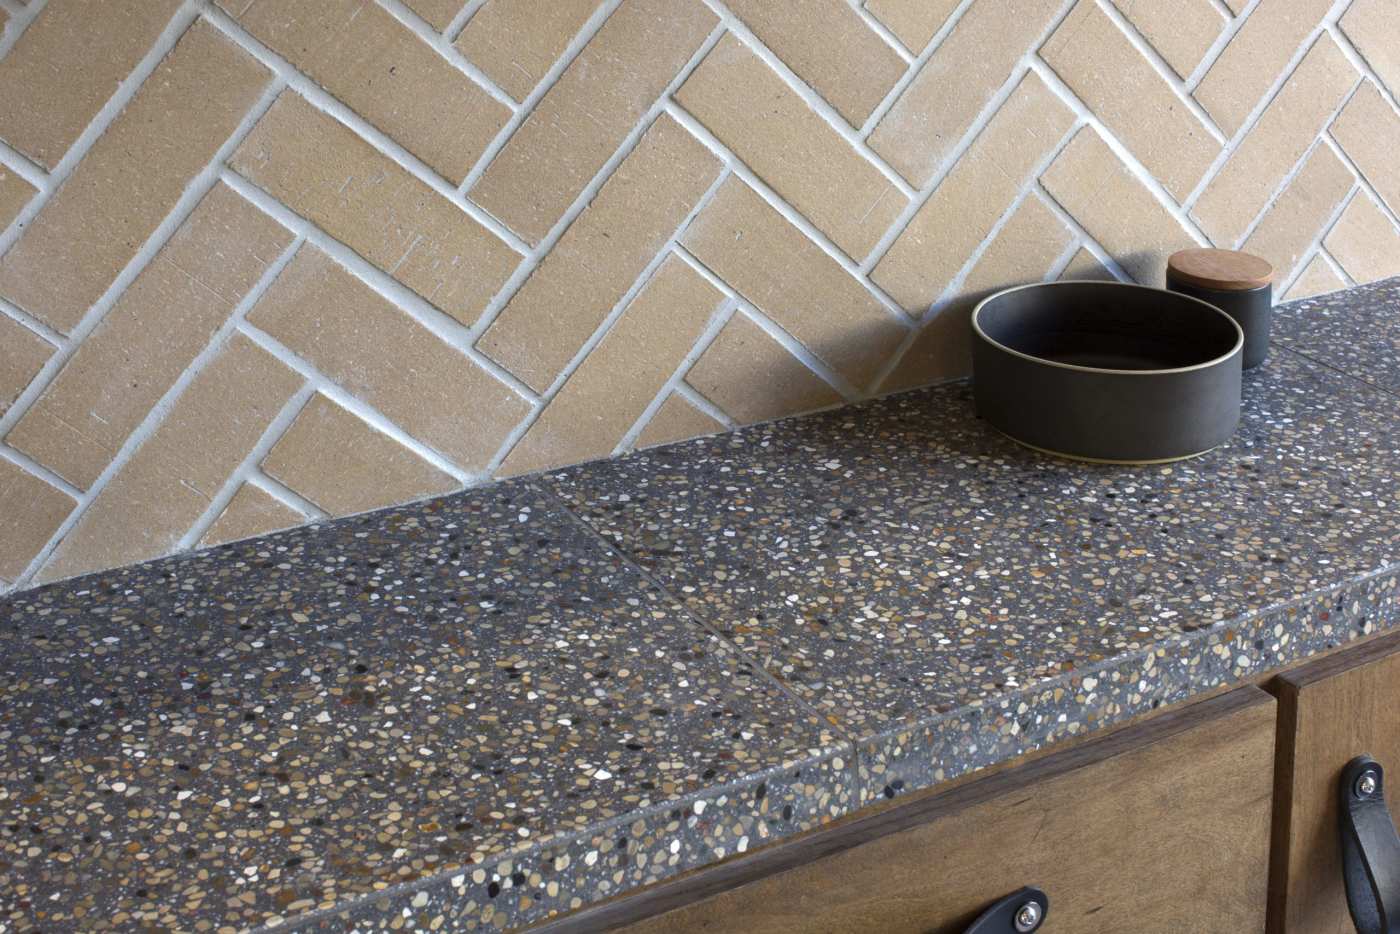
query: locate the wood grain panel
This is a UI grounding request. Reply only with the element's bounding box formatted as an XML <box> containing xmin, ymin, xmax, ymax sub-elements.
<box><xmin>1269</xmin><ymin>629</ymin><xmax>1400</xmax><ymax>933</ymax></box>
<box><xmin>535</xmin><ymin>687</ymin><xmax>1277</xmax><ymax>933</ymax></box>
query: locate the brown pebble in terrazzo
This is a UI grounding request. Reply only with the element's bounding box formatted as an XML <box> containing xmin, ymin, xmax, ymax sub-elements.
<box><xmin>3</xmin><ymin>281</ymin><xmax>1400</xmax><ymax>930</ymax></box>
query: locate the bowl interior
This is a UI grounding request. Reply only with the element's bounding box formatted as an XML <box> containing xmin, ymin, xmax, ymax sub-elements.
<box><xmin>974</xmin><ymin>282</ymin><xmax>1242</xmax><ymax>372</ymax></box>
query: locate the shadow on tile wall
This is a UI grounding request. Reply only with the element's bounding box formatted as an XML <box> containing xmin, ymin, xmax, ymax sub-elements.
<box><xmin>1</xmin><ymin>0</ymin><xmax>1399</xmax><ymax>590</ymax></box>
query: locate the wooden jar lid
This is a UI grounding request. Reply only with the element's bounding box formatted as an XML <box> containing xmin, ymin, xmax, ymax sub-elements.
<box><xmin>1168</xmin><ymin>248</ymin><xmax>1273</xmax><ymax>291</ymax></box>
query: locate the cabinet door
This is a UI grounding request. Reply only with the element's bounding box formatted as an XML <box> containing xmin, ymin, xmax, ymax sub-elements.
<box><xmin>1270</xmin><ymin>631</ymin><xmax>1400</xmax><ymax>933</ymax></box>
<box><xmin>536</xmin><ymin>687</ymin><xmax>1277</xmax><ymax>934</ymax></box>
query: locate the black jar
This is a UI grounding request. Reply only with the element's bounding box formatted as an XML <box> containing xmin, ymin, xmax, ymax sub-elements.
<box><xmin>1166</xmin><ymin>248</ymin><xmax>1274</xmax><ymax>370</ymax></box>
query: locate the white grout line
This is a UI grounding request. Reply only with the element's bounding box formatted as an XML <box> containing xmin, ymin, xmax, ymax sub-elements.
<box><xmin>0</xmin><ymin>138</ymin><xmax>46</xmax><ymax>192</ymax></box>
<box><xmin>481</xmin><ymin>164</ymin><xmax>734</xmax><ymax>474</ymax></box>
<box><xmin>0</xmin><ymin>444</ymin><xmax>80</xmax><ymax>500</ymax></box>
<box><xmin>700</xmin><ymin>0</ymin><xmax>916</xmax><ymax>200</ymax></box>
<box><xmin>1183</xmin><ymin>32</ymin><xmax>1362</xmax><ymax>214</ymax></box>
<box><xmin>671</xmin><ymin>243</ymin><xmax>861</xmax><ymax>401</ymax></box>
<box><xmin>664</xmin><ymin>100</ymin><xmax>915</xmax><ymax>325</ymax></box>
<box><xmin>1033</xmin><ymin>183</ymin><xmax>1134</xmax><ymax>282</ymax></box>
<box><xmin>453</xmin><ymin>0</ymin><xmax>626</xmax><ymax>198</ymax></box>
<box><xmin>673</xmin><ymin>381</ymin><xmax>738</xmax><ymax>431</ymax></box>
<box><xmin>613</xmin><ymin>295</ymin><xmax>738</xmax><ymax>455</ymax></box>
<box><xmin>857</xmin><ymin>0</ymin><xmax>980</xmax><ymax>140</ymax></box>
<box><xmin>1326</xmin><ymin>20</ymin><xmax>1400</xmax><ymax>117</ymax></box>
<box><xmin>1274</xmin><ymin>175</ymin><xmax>1359</xmax><ymax>297</ymax></box>
<box><xmin>200</xmin><ymin>4</ymin><xmax>529</xmax><ymax>257</ymax></box>
<box><xmin>1319</xmin><ymin>244</ymin><xmax>1357</xmax><ymax>288</ymax></box>
<box><xmin>1030</xmin><ymin>57</ymin><xmax>1213</xmax><ymax>246</ymax></box>
<box><xmin>0</xmin><ymin>76</ymin><xmax>288</xmax><ymax>442</ymax></box>
<box><xmin>1184</xmin><ymin>0</ymin><xmax>1263</xmax><ymax>91</ymax></box>
<box><xmin>0</xmin><ymin>0</ymin><xmax>44</xmax><ymax>59</ymax></box>
<box><xmin>374</xmin><ymin>0</ymin><xmax>517</xmax><ymax>111</ymax></box>
<box><xmin>463</xmin><ymin>20</ymin><xmax>726</xmax><ymax>343</ymax></box>
<box><xmin>5</xmin><ymin>0</ymin><xmax>1400</xmax><ymax>593</ymax></box>
<box><xmin>237</xmin><ymin>322</ymin><xmax>474</xmax><ymax>484</ymax></box>
<box><xmin>845</xmin><ymin>0</ymin><xmax>915</xmax><ymax>62</ymax></box>
<box><xmin>0</xmin><ymin>2</ymin><xmax>203</xmax><ymax>254</ymax></box>
<box><xmin>443</xmin><ymin>0</ymin><xmax>489</xmax><ymax>44</ymax></box>
<box><xmin>1089</xmin><ymin>0</ymin><xmax>1227</xmax><ymax>145</ymax></box>
<box><xmin>175</xmin><ymin>386</ymin><xmax>321</xmax><ymax>552</ymax></box>
<box><xmin>217</xmin><ymin>169</ymin><xmax>538</xmax><ymax>408</ymax></box>
<box><xmin>247</xmin><ymin>470</ymin><xmax>329</xmax><ymax>522</ymax></box>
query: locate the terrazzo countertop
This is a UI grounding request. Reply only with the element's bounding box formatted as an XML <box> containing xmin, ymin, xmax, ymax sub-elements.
<box><xmin>2</xmin><ymin>279</ymin><xmax>1400</xmax><ymax>931</ymax></box>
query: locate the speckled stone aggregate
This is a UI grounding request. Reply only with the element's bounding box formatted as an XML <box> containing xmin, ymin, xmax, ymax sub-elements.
<box><xmin>1275</xmin><ymin>276</ymin><xmax>1400</xmax><ymax>394</ymax></box>
<box><xmin>3</xmin><ymin>281</ymin><xmax>1400</xmax><ymax>931</ymax></box>
<box><xmin>0</xmin><ymin>487</ymin><xmax>851</xmax><ymax>931</ymax></box>
<box><xmin>548</xmin><ymin>297</ymin><xmax>1400</xmax><ymax>803</ymax></box>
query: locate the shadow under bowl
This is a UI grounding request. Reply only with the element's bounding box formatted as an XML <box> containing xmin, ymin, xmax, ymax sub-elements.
<box><xmin>971</xmin><ymin>280</ymin><xmax>1244</xmax><ymax>464</ymax></box>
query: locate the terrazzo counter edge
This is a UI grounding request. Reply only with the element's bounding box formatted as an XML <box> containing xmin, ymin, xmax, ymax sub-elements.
<box><xmin>1</xmin><ymin>280</ymin><xmax>1398</xmax><ymax>932</ymax></box>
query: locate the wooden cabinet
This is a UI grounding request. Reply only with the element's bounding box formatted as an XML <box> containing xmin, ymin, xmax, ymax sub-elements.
<box><xmin>539</xmin><ymin>688</ymin><xmax>1277</xmax><ymax>933</ymax></box>
<box><xmin>1269</xmin><ymin>630</ymin><xmax>1400</xmax><ymax>933</ymax></box>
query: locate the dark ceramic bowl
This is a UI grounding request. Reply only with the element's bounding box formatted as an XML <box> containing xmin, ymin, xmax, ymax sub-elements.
<box><xmin>971</xmin><ymin>281</ymin><xmax>1244</xmax><ymax>464</ymax></box>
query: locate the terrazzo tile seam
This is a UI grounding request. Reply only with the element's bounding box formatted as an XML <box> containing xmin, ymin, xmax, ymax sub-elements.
<box><xmin>853</xmin><ymin>560</ymin><xmax>1400</xmax><ymax>771</ymax></box>
<box><xmin>529</xmin><ymin>480</ymin><xmax>862</xmax><ymax>749</ymax></box>
<box><xmin>1275</xmin><ymin>339</ymin><xmax>1400</xmax><ymax>403</ymax></box>
<box><xmin>269</xmin><ymin>745</ymin><xmax>853</xmax><ymax>934</ymax></box>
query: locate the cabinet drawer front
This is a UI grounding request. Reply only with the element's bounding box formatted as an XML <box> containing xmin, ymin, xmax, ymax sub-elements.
<box><xmin>1272</xmin><ymin>631</ymin><xmax>1400</xmax><ymax>933</ymax></box>
<box><xmin>541</xmin><ymin>688</ymin><xmax>1276</xmax><ymax>934</ymax></box>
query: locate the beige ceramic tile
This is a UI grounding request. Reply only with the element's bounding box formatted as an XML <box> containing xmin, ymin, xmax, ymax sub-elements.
<box><xmin>1242</xmin><ymin>144</ymin><xmax>1355</xmax><ymax>284</ymax></box>
<box><xmin>1107</xmin><ymin>0</ymin><xmax>1225</xmax><ymax>79</ymax></box>
<box><xmin>230</xmin><ymin>92</ymin><xmax>517</xmax><ymax>326</ymax></box>
<box><xmin>401</xmin><ymin>0</ymin><xmax>464</xmax><ymax>31</ymax></box>
<box><xmin>873</xmin><ymin>73</ymin><xmax>1074</xmax><ymax>313</ymax></box>
<box><xmin>876</xmin><ymin>307</ymin><xmax>972</xmax><ymax>395</ymax></box>
<box><xmin>1324</xmin><ymin>192</ymin><xmax>1400</xmax><ymax>285</ymax></box>
<box><xmin>0</xmin><ymin>165</ymin><xmax>37</xmax><ymax>232</ymax></box>
<box><xmin>499</xmin><ymin>255</ymin><xmax>722</xmax><ymax>476</ymax></box>
<box><xmin>676</xmin><ymin>34</ymin><xmax>907</xmax><ymax>261</ymax></box>
<box><xmin>1060</xmin><ymin>247</ymin><xmax>1118</xmax><ymax>281</ymax></box>
<box><xmin>7</xmin><ymin>183</ymin><xmax>293</xmax><ymax>490</ymax></box>
<box><xmin>36</xmin><ymin>334</ymin><xmax>300</xmax><ymax>585</ymax></box>
<box><xmin>685</xmin><ymin>313</ymin><xmax>842</xmax><ymax>425</ymax></box>
<box><xmin>1339</xmin><ymin>0</ymin><xmax>1400</xmax><ymax>101</ymax></box>
<box><xmin>247</xmin><ymin>246</ymin><xmax>530</xmax><ymax>472</ymax></box>
<box><xmin>1192</xmin><ymin>36</ymin><xmax>1358</xmax><ymax>246</ymax></box>
<box><xmin>723</xmin><ymin>0</ymin><xmax>905</xmax><ymax>126</ymax></box>
<box><xmin>261</xmin><ymin>394</ymin><xmax>457</xmax><ymax>517</ymax></box>
<box><xmin>1194</xmin><ymin>0</ymin><xmax>1335</xmax><ymax>136</ymax></box>
<box><xmin>0</xmin><ymin>315</ymin><xmax>51</xmax><ymax>415</ymax></box>
<box><xmin>1040</xmin><ymin>127</ymin><xmax>1200</xmax><ymax>285</ymax></box>
<box><xmin>478</xmin><ymin>114</ymin><xmax>721</xmax><ymax>393</ymax></box>
<box><xmin>215</xmin><ymin>0</ymin><xmax>507</xmax><ymax>184</ymax></box>
<box><xmin>879</xmin><ymin>194</ymin><xmax>1071</xmax><ymax>393</ymax></box>
<box><xmin>1284</xmin><ymin>253</ymin><xmax>1347</xmax><ymax>300</ymax></box>
<box><xmin>0</xmin><ymin>459</ymin><xmax>75</xmax><ymax>583</ymax></box>
<box><xmin>468</xmin><ymin>0</ymin><xmax>717</xmax><ymax>245</ymax></box>
<box><xmin>862</xmin><ymin>0</ymin><xmax>960</xmax><ymax>53</ymax></box>
<box><xmin>683</xmin><ymin>177</ymin><xmax>909</xmax><ymax>391</ymax></box>
<box><xmin>1042</xmin><ymin>0</ymin><xmax>1218</xmax><ymax>201</ymax></box>
<box><xmin>955</xmin><ymin>195</ymin><xmax>1073</xmax><ymax>303</ymax></box>
<box><xmin>635</xmin><ymin>392</ymin><xmax>725</xmax><ymax>449</ymax></box>
<box><xmin>1331</xmin><ymin>82</ymin><xmax>1400</xmax><ymax>221</ymax></box>
<box><xmin>868</xmin><ymin>0</ymin><xmax>1063</xmax><ymax>186</ymax></box>
<box><xmin>0</xmin><ymin>21</ymin><xmax>271</xmax><ymax>334</ymax></box>
<box><xmin>199</xmin><ymin>482</ymin><xmax>306</xmax><ymax>548</ymax></box>
<box><xmin>0</xmin><ymin>0</ymin><xmax>182</xmax><ymax>169</ymax></box>
<box><xmin>456</xmin><ymin>0</ymin><xmax>599</xmax><ymax>103</ymax></box>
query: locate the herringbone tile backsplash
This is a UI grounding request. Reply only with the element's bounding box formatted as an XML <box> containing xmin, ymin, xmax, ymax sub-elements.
<box><xmin>1</xmin><ymin>0</ymin><xmax>1398</xmax><ymax>591</ymax></box>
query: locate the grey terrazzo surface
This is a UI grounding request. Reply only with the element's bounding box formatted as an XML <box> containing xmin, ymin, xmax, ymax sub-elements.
<box><xmin>0</xmin><ymin>278</ymin><xmax>1398</xmax><ymax>931</ymax></box>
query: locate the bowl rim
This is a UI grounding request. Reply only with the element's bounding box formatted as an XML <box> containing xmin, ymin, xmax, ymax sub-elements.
<box><xmin>971</xmin><ymin>279</ymin><xmax>1246</xmax><ymax>377</ymax></box>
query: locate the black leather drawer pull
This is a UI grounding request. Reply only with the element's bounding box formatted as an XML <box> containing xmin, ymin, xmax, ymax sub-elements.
<box><xmin>1341</xmin><ymin>756</ymin><xmax>1400</xmax><ymax>934</ymax></box>
<box><xmin>962</xmin><ymin>886</ymin><xmax>1048</xmax><ymax>934</ymax></box>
